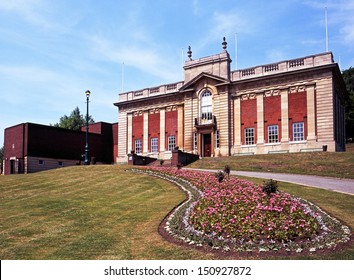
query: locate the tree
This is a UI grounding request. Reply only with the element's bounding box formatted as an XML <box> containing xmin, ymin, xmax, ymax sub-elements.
<box><xmin>53</xmin><ymin>107</ymin><xmax>94</xmax><ymax>131</ymax></box>
<box><xmin>0</xmin><ymin>146</ymin><xmax>3</xmax><ymax>163</ymax></box>
<box><xmin>342</xmin><ymin>67</ymin><xmax>354</xmax><ymax>142</ymax></box>
<box><xmin>0</xmin><ymin>146</ymin><xmax>3</xmax><ymax>174</ymax></box>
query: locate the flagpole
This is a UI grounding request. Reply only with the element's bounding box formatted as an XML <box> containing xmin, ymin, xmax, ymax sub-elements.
<box><xmin>325</xmin><ymin>6</ymin><xmax>329</xmax><ymax>52</ymax></box>
<box><xmin>235</xmin><ymin>33</ymin><xmax>238</xmax><ymax>70</ymax></box>
<box><xmin>182</xmin><ymin>48</ymin><xmax>184</xmax><ymax>80</ymax></box>
<box><xmin>121</xmin><ymin>62</ymin><xmax>124</xmax><ymax>93</ymax></box>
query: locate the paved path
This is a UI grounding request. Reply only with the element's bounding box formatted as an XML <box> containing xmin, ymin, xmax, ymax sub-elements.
<box><xmin>186</xmin><ymin>168</ymin><xmax>354</xmax><ymax>195</ymax></box>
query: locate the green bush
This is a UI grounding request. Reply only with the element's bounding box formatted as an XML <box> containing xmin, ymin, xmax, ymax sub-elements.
<box><xmin>262</xmin><ymin>179</ymin><xmax>279</xmax><ymax>196</ymax></box>
<box><xmin>224</xmin><ymin>165</ymin><xmax>230</xmax><ymax>178</ymax></box>
<box><xmin>215</xmin><ymin>170</ymin><xmax>225</xmax><ymax>183</ymax></box>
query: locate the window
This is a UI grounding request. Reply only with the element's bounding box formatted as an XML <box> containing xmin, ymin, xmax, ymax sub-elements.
<box><xmin>38</xmin><ymin>160</ymin><xmax>44</xmax><ymax>165</ymax></box>
<box><xmin>193</xmin><ymin>133</ymin><xmax>198</xmax><ymax>151</ymax></box>
<box><xmin>215</xmin><ymin>130</ymin><xmax>220</xmax><ymax>148</ymax></box>
<box><xmin>135</xmin><ymin>139</ymin><xmax>142</xmax><ymax>154</ymax></box>
<box><xmin>58</xmin><ymin>161</ymin><xmax>63</xmax><ymax>167</ymax></box>
<box><xmin>293</xmin><ymin>122</ymin><xmax>304</xmax><ymax>141</ymax></box>
<box><xmin>168</xmin><ymin>136</ymin><xmax>176</xmax><ymax>151</ymax></box>
<box><xmin>268</xmin><ymin>125</ymin><xmax>279</xmax><ymax>143</ymax></box>
<box><xmin>200</xmin><ymin>90</ymin><xmax>212</xmax><ymax>120</ymax></box>
<box><xmin>244</xmin><ymin>128</ymin><xmax>255</xmax><ymax>145</ymax></box>
<box><xmin>151</xmin><ymin>138</ymin><xmax>158</xmax><ymax>153</ymax></box>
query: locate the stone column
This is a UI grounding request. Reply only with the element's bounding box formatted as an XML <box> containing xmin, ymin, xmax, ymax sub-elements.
<box><xmin>281</xmin><ymin>89</ymin><xmax>289</xmax><ymax>142</ymax></box>
<box><xmin>177</xmin><ymin>105</ymin><xmax>184</xmax><ymax>150</ymax></box>
<box><xmin>160</xmin><ymin>108</ymin><xmax>166</xmax><ymax>153</ymax></box>
<box><xmin>233</xmin><ymin>97</ymin><xmax>241</xmax><ymax>150</ymax></box>
<box><xmin>306</xmin><ymin>84</ymin><xmax>316</xmax><ymax>141</ymax></box>
<box><xmin>256</xmin><ymin>94</ymin><xmax>264</xmax><ymax>144</ymax></box>
<box><xmin>143</xmin><ymin>111</ymin><xmax>149</xmax><ymax>154</ymax></box>
<box><xmin>127</xmin><ymin>113</ymin><xmax>133</xmax><ymax>154</ymax></box>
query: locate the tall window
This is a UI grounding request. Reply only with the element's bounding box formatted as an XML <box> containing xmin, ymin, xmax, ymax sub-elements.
<box><xmin>244</xmin><ymin>128</ymin><xmax>255</xmax><ymax>145</ymax></box>
<box><xmin>135</xmin><ymin>139</ymin><xmax>142</xmax><ymax>154</ymax></box>
<box><xmin>200</xmin><ymin>90</ymin><xmax>212</xmax><ymax>120</ymax></box>
<box><xmin>151</xmin><ymin>138</ymin><xmax>158</xmax><ymax>152</ymax></box>
<box><xmin>268</xmin><ymin>125</ymin><xmax>279</xmax><ymax>143</ymax></box>
<box><xmin>293</xmin><ymin>122</ymin><xmax>304</xmax><ymax>141</ymax></box>
<box><xmin>168</xmin><ymin>136</ymin><xmax>176</xmax><ymax>151</ymax></box>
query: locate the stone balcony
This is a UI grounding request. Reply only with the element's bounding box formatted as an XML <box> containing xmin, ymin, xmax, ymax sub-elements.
<box><xmin>117</xmin><ymin>81</ymin><xmax>184</xmax><ymax>103</ymax></box>
<box><xmin>231</xmin><ymin>52</ymin><xmax>334</xmax><ymax>81</ymax></box>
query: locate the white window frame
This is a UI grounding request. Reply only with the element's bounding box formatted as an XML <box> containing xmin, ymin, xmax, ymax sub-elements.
<box><xmin>150</xmin><ymin>137</ymin><xmax>158</xmax><ymax>153</ymax></box>
<box><xmin>168</xmin><ymin>136</ymin><xmax>176</xmax><ymax>151</ymax></box>
<box><xmin>244</xmin><ymin>128</ymin><xmax>255</xmax><ymax>145</ymax></box>
<box><xmin>293</xmin><ymin>122</ymin><xmax>304</xmax><ymax>141</ymax></box>
<box><xmin>193</xmin><ymin>132</ymin><xmax>198</xmax><ymax>152</ymax></box>
<box><xmin>200</xmin><ymin>90</ymin><xmax>212</xmax><ymax>120</ymax></box>
<box><xmin>135</xmin><ymin>139</ymin><xmax>142</xmax><ymax>154</ymax></box>
<box><xmin>268</xmin><ymin>125</ymin><xmax>279</xmax><ymax>143</ymax></box>
<box><xmin>215</xmin><ymin>130</ymin><xmax>220</xmax><ymax>148</ymax></box>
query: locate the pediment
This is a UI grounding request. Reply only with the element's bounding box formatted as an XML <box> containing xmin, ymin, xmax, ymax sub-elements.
<box><xmin>179</xmin><ymin>72</ymin><xmax>230</xmax><ymax>92</ymax></box>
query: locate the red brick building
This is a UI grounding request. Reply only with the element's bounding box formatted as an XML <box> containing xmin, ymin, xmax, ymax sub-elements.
<box><xmin>114</xmin><ymin>38</ymin><xmax>347</xmax><ymax>163</ymax></box>
<box><xmin>2</xmin><ymin>38</ymin><xmax>348</xmax><ymax>172</ymax></box>
<box><xmin>2</xmin><ymin>122</ymin><xmax>117</xmax><ymax>175</ymax></box>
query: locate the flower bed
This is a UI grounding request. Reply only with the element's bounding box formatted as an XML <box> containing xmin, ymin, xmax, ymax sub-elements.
<box><xmin>130</xmin><ymin>167</ymin><xmax>351</xmax><ymax>254</ymax></box>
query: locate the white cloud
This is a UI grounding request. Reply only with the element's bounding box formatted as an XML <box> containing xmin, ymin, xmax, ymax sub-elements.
<box><xmin>303</xmin><ymin>0</ymin><xmax>354</xmax><ymax>46</ymax></box>
<box><xmin>0</xmin><ymin>63</ymin><xmax>91</xmax><ymax>112</ymax></box>
<box><xmin>88</xmin><ymin>35</ymin><xmax>180</xmax><ymax>83</ymax></box>
<box><xmin>265</xmin><ymin>50</ymin><xmax>287</xmax><ymax>63</ymax></box>
<box><xmin>192</xmin><ymin>0</ymin><xmax>200</xmax><ymax>15</ymax></box>
<box><xmin>340</xmin><ymin>24</ymin><xmax>354</xmax><ymax>45</ymax></box>
<box><xmin>0</xmin><ymin>0</ymin><xmax>41</xmax><ymax>12</ymax></box>
<box><xmin>0</xmin><ymin>0</ymin><xmax>53</xmax><ymax>29</ymax></box>
<box><xmin>212</xmin><ymin>11</ymin><xmax>251</xmax><ymax>37</ymax></box>
<box><xmin>0</xmin><ymin>64</ymin><xmax>60</xmax><ymax>84</ymax></box>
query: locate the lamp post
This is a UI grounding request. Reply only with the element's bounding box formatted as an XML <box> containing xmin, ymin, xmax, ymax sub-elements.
<box><xmin>84</xmin><ymin>90</ymin><xmax>91</xmax><ymax>165</ymax></box>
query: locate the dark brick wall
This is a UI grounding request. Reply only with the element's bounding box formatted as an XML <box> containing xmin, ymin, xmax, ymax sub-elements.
<box><xmin>112</xmin><ymin>123</ymin><xmax>118</xmax><ymax>161</ymax></box>
<box><xmin>26</xmin><ymin>123</ymin><xmax>105</xmax><ymax>162</ymax></box>
<box><xmin>3</xmin><ymin>124</ymin><xmax>26</xmax><ymax>174</ymax></box>
<box><xmin>3</xmin><ymin>122</ymin><xmax>116</xmax><ymax>174</ymax></box>
<box><xmin>4</xmin><ymin>124</ymin><xmax>25</xmax><ymax>158</ymax></box>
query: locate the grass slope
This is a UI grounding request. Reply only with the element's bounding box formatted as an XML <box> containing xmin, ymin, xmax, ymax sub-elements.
<box><xmin>188</xmin><ymin>143</ymin><xmax>354</xmax><ymax>179</ymax></box>
<box><xmin>0</xmin><ymin>161</ymin><xmax>353</xmax><ymax>259</ymax></box>
<box><xmin>0</xmin><ymin>165</ymin><xmax>213</xmax><ymax>260</ymax></box>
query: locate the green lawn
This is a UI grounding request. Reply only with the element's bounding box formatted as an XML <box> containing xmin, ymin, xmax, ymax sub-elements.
<box><xmin>0</xmin><ymin>165</ymin><xmax>213</xmax><ymax>260</ymax></box>
<box><xmin>188</xmin><ymin>143</ymin><xmax>354</xmax><ymax>179</ymax></box>
<box><xmin>0</xmin><ymin>163</ymin><xmax>353</xmax><ymax>260</ymax></box>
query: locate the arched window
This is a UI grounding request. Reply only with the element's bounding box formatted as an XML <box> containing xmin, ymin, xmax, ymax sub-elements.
<box><xmin>200</xmin><ymin>90</ymin><xmax>212</xmax><ymax>120</ymax></box>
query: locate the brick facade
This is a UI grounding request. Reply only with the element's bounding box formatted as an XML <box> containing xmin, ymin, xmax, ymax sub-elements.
<box><xmin>165</xmin><ymin>107</ymin><xmax>178</xmax><ymax>151</ymax></box>
<box><xmin>148</xmin><ymin>110</ymin><xmax>160</xmax><ymax>152</ymax></box>
<box><xmin>132</xmin><ymin>113</ymin><xmax>143</xmax><ymax>153</ymax></box>
<box><xmin>241</xmin><ymin>98</ymin><xmax>257</xmax><ymax>145</ymax></box>
<box><xmin>263</xmin><ymin>94</ymin><xmax>281</xmax><ymax>143</ymax></box>
<box><xmin>114</xmin><ymin>39</ymin><xmax>347</xmax><ymax>163</ymax></box>
<box><xmin>3</xmin><ymin>40</ymin><xmax>347</xmax><ymax>172</ymax></box>
<box><xmin>3</xmin><ymin>122</ymin><xmax>117</xmax><ymax>175</ymax></box>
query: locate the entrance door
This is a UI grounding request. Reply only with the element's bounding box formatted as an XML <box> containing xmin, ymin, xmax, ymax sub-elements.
<box><xmin>203</xmin><ymin>134</ymin><xmax>212</xmax><ymax>157</ymax></box>
<box><xmin>10</xmin><ymin>160</ymin><xmax>15</xmax><ymax>174</ymax></box>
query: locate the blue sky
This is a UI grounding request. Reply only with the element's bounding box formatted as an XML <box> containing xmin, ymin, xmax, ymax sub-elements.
<box><xmin>1</xmin><ymin>0</ymin><xmax>354</xmax><ymax>146</ymax></box>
